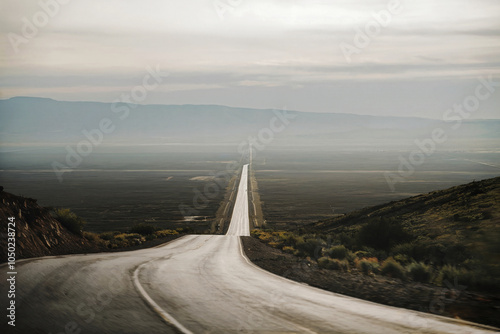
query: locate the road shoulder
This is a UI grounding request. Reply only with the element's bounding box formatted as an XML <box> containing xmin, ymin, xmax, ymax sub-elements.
<box><xmin>240</xmin><ymin>236</ymin><xmax>500</xmax><ymax>329</ymax></box>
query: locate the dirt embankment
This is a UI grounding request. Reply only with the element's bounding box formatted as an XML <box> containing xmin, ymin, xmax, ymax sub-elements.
<box><xmin>0</xmin><ymin>189</ymin><xmax>102</xmax><ymax>260</ymax></box>
<box><xmin>211</xmin><ymin>170</ymin><xmax>239</xmax><ymax>234</ymax></box>
<box><xmin>0</xmin><ymin>189</ymin><xmax>189</xmax><ymax>261</ymax></box>
<box><xmin>241</xmin><ymin>236</ymin><xmax>500</xmax><ymax>329</ymax></box>
<box><xmin>248</xmin><ymin>166</ymin><xmax>265</xmax><ymax>229</ymax></box>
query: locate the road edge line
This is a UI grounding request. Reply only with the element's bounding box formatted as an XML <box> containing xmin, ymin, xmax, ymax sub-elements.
<box><xmin>133</xmin><ymin>262</ymin><xmax>194</xmax><ymax>334</ymax></box>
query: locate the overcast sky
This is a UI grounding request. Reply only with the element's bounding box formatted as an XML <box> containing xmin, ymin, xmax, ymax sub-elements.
<box><xmin>1</xmin><ymin>0</ymin><xmax>499</xmax><ymax>118</ymax></box>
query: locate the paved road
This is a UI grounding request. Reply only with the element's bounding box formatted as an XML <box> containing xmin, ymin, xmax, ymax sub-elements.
<box><xmin>226</xmin><ymin>164</ymin><xmax>250</xmax><ymax>237</ymax></box>
<box><xmin>1</xmin><ymin>164</ymin><xmax>497</xmax><ymax>333</ymax></box>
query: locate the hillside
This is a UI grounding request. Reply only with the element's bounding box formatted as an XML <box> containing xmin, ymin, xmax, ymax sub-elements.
<box><xmin>310</xmin><ymin>177</ymin><xmax>500</xmax><ymax>288</ymax></box>
<box><xmin>312</xmin><ymin>176</ymin><xmax>500</xmax><ymax>257</ymax></box>
<box><xmin>0</xmin><ymin>188</ymin><xmax>102</xmax><ymax>260</ymax></box>
<box><xmin>252</xmin><ymin>176</ymin><xmax>500</xmax><ymax>292</ymax></box>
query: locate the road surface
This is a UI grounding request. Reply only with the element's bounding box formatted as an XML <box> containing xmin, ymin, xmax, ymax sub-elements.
<box><xmin>1</xmin><ymin>164</ymin><xmax>497</xmax><ymax>333</ymax></box>
<box><xmin>226</xmin><ymin>164</ymin><xmax>250</xmax><ymax>237</ymax></box>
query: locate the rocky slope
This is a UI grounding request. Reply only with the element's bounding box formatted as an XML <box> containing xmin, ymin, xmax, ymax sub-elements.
<box><xmin>0</xmin><ymin>188</ymin><xmax>101</xmax><ymax>261</ymax></box>
<box><xmin>313</xmin><ymin>176</ymin><xmax>500</xmax><ymax>238</ymax></box>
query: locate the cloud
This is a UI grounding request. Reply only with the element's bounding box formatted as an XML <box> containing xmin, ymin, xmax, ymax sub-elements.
<box><xmin>0</xmin><ymin>0</ymin><xmax>499</xmax><ymax>118</ymax></box>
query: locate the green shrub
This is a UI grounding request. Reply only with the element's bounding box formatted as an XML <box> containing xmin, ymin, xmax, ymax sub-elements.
<box><xmin>282</xmin><ymin>246</ymin><xmax>295</xmax><ymax>254</ymax></box>
<box><xmin>53</xmin><ymin>208</ymin><xmax>86</xmax><ymax>236</ymax></box>
<box><xmin>331</xmin><ymin>259</ymin><xmax>349</xmax><ymax>271</ymax></box>
<box><xmin>296</xmin><ymin>238</ymin><xmax>323</xmax><ymax>257</ymax></box>
<box><xmin>284</xmin><ymin>233</ymin><xmax>303</xmax><ymax>247</ymax></box>
<box><xmin>155</xmin><ymin>229</ymin><xmax>179</xmax><ymax>238</ymax></box>
<box><xmin>107</xmin><ymin>240</ymin><xmax>119</xmax><ymax>249</ymax></box>
<box><xmin>381</xmin><ymin>258</ymin><xmax>406</xmax><ymax>280</ymax></box>
<box><xmin>354</xmin><ymin>250</ymin><xmax>371</xmax><ymax>258</ymax></box>
<box><xmin>393</xmin><ymin>254</ymin><xmax>412</xmax><ymax>266</ymax></box>
<box><xmin>338</xmin><ymin>232</ymin><xmax>356</xmax><ymax>249</ymax></box>
<box><xmin>126</xmin><ymin>233</ymin><xmax>143</xmax><ymax>245</ymax></box>
<box><xmin>268</xmin><ymin>241</ymin><xmax>281</xmax><ymax>248</ymax></box>
<box><xmin>356</xmin><ymin>258</ymin><xmax>379</xmax><ymax>275</ymax></box>
<box><xmin>407</xmin><ymin>262</ymin><xmax>432</xmax><ymax>283</ymax></box>
<box><xmin>436</xmin><ymin>266</ymin><xmax>498</xmax><ymax>292</ymax></box>
<box><xmin>250</xmin><ymin>229</ymin><xmax>261</xmax><ymax>237</ymax></box>
<box><xmin>318</xmin><ymin>257</ymin><xmax>349</xmax><ymax>271</ymax></box>
<box><xmin>99</xmin><ymin>231</ymin><xmax>119</xmax><ymax>240</ymax></box>
<box><xmin>124</xmin><ymin>233</ymin><xmax>142</xmax><ymax>240</ymax></box>
<box><xmin>392</xmin><ymin>240</ymin><xmax>451</xmax><ymax>265</ymax></box>
<box><xmin>180</xmin><ymin>226</ymin><xmax>194</xmax><ymax>233</ymax></box>
<box><xmin>360</xmin><ymin>247</ymin><xmax>388</xmax><ymax>261</ymax></box>
<box><xmin>114</xmin><ymin>233</ymin><xmax>128</xmax><ymax>241</ymax></box>
<box><xmin>391</xmin><ymin>242</ymin><xmax>415</xmax><ymax>257</ymax></box>
<box><xmin>255</xmin><ymin>231</ymin><xmax>273</xmax><ymax>241</ymax></box>
<box><xmin>324</xmin><ymin>245</ymin><xmax>348</xmax><ymax>259</ymax></box>
<box><xmin>82</xmin><ymin>231</ymin><xmax>101</xmax><ymax>244</ymax></box>
<box><xmin>129</xmin><ymin>223</ymin><xmax>158</xmax><ymax>235</ymax></box>
<box><xmin>345</xmin><ymin>250</ymin><xmax>357</xmax><ymax>263</ymax></box>
<box><xmin>435</xmin><ymin>265</ymin><xmax>462</xmax><ymax>286</ymax></box>
<box><xmin>112</xmin><ymin>238</ymin><xmax>129</xmax><ymax>247</ymax></box>
<box><xmin>359</xmin><ymin>260</ymin><xmax>372</xmax><ymax>275</ymax></box>
<box><xmin>318</xmin><ymin>257</ymin><xmax>331</xmax><ymax>269</ymax></box>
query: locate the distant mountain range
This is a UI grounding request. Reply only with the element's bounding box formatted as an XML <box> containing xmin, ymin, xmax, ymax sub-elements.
<box><xmin>1</xmin><ymin>96</ymin><xmax>499</xmax><ymax>149</ymax></box>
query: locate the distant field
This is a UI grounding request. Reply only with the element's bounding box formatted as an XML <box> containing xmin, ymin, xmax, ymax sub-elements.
<box><xmin>1</xmin><ymin>170</ymin><xmax>230</xmax><ymax>232</ymax></box>
<box><xmin>1</xmin><ymin>145</ymin><xmax>499</xmax><ymax>232</ymax></box>
<box><xmin>254</xmin><ymin>149</ymin><xmax>500</xmax><ymax>229</ymax></box>
<box><xmin>0</xmin><ymin>145</ymin><xmax>240</xmax><ymax>232</ymax></box>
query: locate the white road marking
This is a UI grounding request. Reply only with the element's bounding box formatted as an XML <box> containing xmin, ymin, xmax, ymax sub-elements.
<box><xmin>133</xmin><ymin>260</ymin><xmax>194</xmax><ymax>334</ymax></box>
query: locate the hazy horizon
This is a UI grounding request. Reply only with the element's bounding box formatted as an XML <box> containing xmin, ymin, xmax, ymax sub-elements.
<box><xmin>2</xmin><ymin>95</ymin><xmax>500</xmax><ymax>121</ymax></box>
